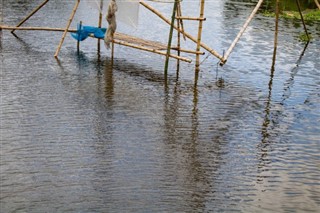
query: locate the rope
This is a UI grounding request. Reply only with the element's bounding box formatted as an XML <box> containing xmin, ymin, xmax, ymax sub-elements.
<box><xmin>104</xmin><ymin>0</ymin><xmax>118</xmax><ymax>49</ymax></box>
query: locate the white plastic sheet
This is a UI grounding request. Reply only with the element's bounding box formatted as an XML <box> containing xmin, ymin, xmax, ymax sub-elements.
<box><xmin>85</xmin><ymin>0</ymin><xmax>139</xmax><ymax>28</ymax></box>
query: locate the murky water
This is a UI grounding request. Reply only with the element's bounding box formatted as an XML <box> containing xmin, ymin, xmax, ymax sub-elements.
<box><xmin>1</xmin><ymin>0</ymin><xmax>319</xmax><ymax>212</ymax></box>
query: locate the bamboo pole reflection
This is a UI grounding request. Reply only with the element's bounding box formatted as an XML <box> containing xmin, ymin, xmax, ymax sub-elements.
<box><xmin>258</xmin><ymin>0</ymin><xmax>279</xmax><ymax>179</ymax></box>
<box><xmin>259</xmin><ymin>0</ymin><xmax>310</xmax><ymax>180</ymax></box>
<box><xmin>261</xmin><ymin>0</ymin><xmax>279</xmax><ymax>142</ymax></box>
<box><xmin>104</xmin><ymin>58</ymin><xmax>114</xmax><ymax>100</ymax></box>
<box><xmin>282</xmin><ymin>41</ymin><xmax>309</xmax><ymax>103</ymax></box>
<box><xmin>0</xmin><ymin>29</ymin><xmax>2</xmax><ymax>50</ymax></box>
<box><xmin>161</xmin><ymin>74</ymin><xmax>207</xmax><ymax>210</ymax></box>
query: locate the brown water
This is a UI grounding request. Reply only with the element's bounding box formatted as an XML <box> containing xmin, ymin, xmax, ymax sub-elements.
<box><xmin>1</xmin><ymin>0</ymin><xmax>319</xmax><ymax>212</ymax></box>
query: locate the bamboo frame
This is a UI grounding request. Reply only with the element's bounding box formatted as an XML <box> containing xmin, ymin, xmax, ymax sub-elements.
<box><xmin>195</xmin><ymin>0</ymin><xmax>205</xmax><ymax>70</ymax></box>
<box><xmin>140</xmin><ymin>1</ymin><xmax>224</xmax><ymax>61</ymax></box>
<box><xmin>220</xmin><ymin>0</ymin><xmax>264</xmax><ymax>65</ymax></box>
<box><xmin>3</xmin><ymin>0</ymin><xmax>288</xmax><ymax>70</ymax></box>
<box><xmin>0</xmin><ymin>24</ymin><xmax>201</xmax><ymax>57</ymax></box>
<box><xmin>54</xmin><ymin>0</ymin><xmax>80</xmax><ymax>58</ymax></box>
<box><xmin>11</xmin><ymin>0</ymin><xmax>50</xmax><ymax>33</ymax></box>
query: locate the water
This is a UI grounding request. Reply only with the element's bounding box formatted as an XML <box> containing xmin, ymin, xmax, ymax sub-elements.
<box><xmin>1</xmin><ymin>0</ymin><xmax>319</xmax><ymax>212</ymax></box>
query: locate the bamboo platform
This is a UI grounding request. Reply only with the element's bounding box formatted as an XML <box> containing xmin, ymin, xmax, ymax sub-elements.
<box><xmin>0</xmin><ymin>25</ymin><xmax>192</xmax><ymax>62</ymax></box>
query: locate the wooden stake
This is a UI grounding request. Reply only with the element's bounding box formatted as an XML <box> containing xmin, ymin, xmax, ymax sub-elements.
<box><xmin>195</xmin><ymin>0</ymin><xmax>205</xmax><ymax>71</ymax></box>
<box><xmin>140</xmin><ymin>1</ymin><xmax>223</xmax><ymax>61</ymax></box>
<box><xmin>54</xmin><ymin>0</ymin><xmax>80</xmax><ymax>58</ymax></box>
<box><xmin>164</xmin><ymin>0</ymin><xmax>179</xmax><ymax>76</ymax></box>
<box><xmin>97</xmin><ymin>0</ymin><xmax>103</xmax><ymax>52</ymax></box>
<box><xmin>272</xmin><ymin>0</ymin><xmax>279</xmax><ymax>69</ymax></box>
<box><xmin>220</xmin><ymin>0</ymin><xmax>264</xmax><ymax>65</ymax></box>
<box><xmin>11</xmin><ymin>0</ymin><xmax>50</xmax><ymax>33</ymax></box>
<box><xmin>77</xmin><ymin>21</ymin><xmax>82</xmax><ymax>52</ymax></box>
<box><xmin>296</xmin><ymin>0</ymin><xmax>310</xmax><ymax>41</ymax></box>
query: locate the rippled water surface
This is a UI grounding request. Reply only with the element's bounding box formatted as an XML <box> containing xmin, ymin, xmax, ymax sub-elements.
<box><xmin>1</xmin><ymin>0</ymin><xmax>319</xmax><ymax>212</ymax></box>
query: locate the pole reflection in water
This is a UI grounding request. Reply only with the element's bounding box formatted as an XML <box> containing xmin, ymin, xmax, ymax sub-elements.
<box><xmin>258</xmin><ymin>22</ymin><xmax>312</xmax><ymax>193</ymax></box>
<box><xmin>161</xmin><ymin>70</ymin><xmax>209</xmax><ymax>211</ymax></box>
<box><xmin>282</xmin><ymin>41</ymin><xmax>309</xmax><ymax>103</ymax></box>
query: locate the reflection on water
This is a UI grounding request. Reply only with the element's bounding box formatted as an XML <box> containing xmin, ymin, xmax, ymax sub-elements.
<box><xmin>1</xmin><ymin>0</ymin><xmax>320</xmax><ymax>212</ymax></box>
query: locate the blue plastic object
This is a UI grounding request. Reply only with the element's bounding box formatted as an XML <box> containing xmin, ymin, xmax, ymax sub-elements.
<box><xmin>71</xmin><ymin>23</ymin><xmax>107</xmax><ymax>41</ymax></box>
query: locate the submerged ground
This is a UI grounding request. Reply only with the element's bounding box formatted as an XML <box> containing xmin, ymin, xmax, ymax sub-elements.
<box><xmin>1</xmin><ymin>0</ymin><xmax>319</xmax><ymax>212</ymax></box>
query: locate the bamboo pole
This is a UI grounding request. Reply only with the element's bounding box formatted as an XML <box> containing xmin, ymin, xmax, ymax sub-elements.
<box><xmin>11</xmin><ymin>0</ymin><xmax>50</xmax><ymax>33</ymax></box>
<box><xmin>77</xmin><ymin>21</ymin><xmax>82</xmax><ymax>52</ymax></box>
<box><xmin>220</xmin><ymin>0</ymin><xmax>264</xmax><ymax>65</ymax></box>
<box><xmin>113</xmin><ymin>39</ymin><xmax>192</xmax><ymax>62</ymax></box>
<box><xmin>111</xmin><ymin>42</ymin><xmax>115</xmax><ymax>61</ymax></box>
<box><xmin>54</xmin><ymin>0</ymin><xmax>80</xmax><ymax>58</ymax></box>
<box><xmin>177</xmin><ymin>2</ymin><xmax>186</xmax><ymax>40</ymax></box>
<box><xmin>195</xmin><ymin>0</ymin><xmax>205</xmax><ymax>71</ymax></box>
<box><xmin>0</xmin><ymin>25</ymin><xmax>77</xmax><ymax>32</ymax></box>
<box><xmin>315</xmin><ymin>0</ymin><xmax>320</xmax><ymax>10</ymax></box>
<box><xmin>176</xmin><ymin>3</ymin><xmax>181</xmax><ymax>70</ymax></box>
<box><xmin>170</xmin><ymin>47</ymin><xmax>205</xmax><ymax>55</ymax></box>
<box><xmin>176</xmin><ymin>16</ymin><xmax>206</xmax><ymax>21</ymax></box>
<box><xmin>97</xmin><ymin>0</ymin><xmax>103</xmax><ymax>52</ymax></box>
<box><xmin>296</xmin><ymin>0</ymin><xmax>310</xmax><ymax>41</ymax></box>
<box><xmin>272</xmin><ymin>0</ymin><xmax>280</xmax><ymax>69</ymax></box>
<box><xmin>140</xmin><ymin>1</ymin><xmax>224</xmax><ymax>61</ymax></box>
<box><xmin>172</xmin><ymin>48</ymin><xmax>204</xmax><ymax>55</ymax></box>
<box><xmin>164</xmin><ymin>0</ymin><xmax>179</xmax><ymax>76</ymax></box>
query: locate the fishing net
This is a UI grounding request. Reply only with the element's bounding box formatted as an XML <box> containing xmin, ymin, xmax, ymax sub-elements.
<box><xmin>85</xmin><ymin>0</ymin><xmax>139</xmax><ymax>28</ymax></box>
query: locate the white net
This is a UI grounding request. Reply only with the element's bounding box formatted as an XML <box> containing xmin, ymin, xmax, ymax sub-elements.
<box><xmin>85</xmin><ymin>0</ymin><xmax>139</xmax><ymax>28</ymax></box>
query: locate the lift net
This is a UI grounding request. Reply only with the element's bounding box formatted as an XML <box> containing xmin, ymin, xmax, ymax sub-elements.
<box><xmin>85</xmin><ymin>0</ymin><xmax>139</xmax><ymax>28</ymax></box>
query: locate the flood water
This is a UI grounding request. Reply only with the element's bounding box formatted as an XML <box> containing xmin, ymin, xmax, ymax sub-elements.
<box><xmin>1</xmin><ymin>0</ymin><xmax>319</xmax><ymax>212</ymax></box>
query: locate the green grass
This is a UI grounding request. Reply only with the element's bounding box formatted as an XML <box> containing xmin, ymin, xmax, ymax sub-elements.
<box><xmin>303</xmin><ymin>10</ymin><xmax>320</xmax><ymax>21</ymax></box>
<box><xmin>262</xmin><ymin>9</ymin><xmax>320</xmax><ymax>21</ymax></box>
<box><xmin>298</xmin><ymin>32</ymin><xmax>313</xmax><ymax>42</ymax></box>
